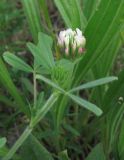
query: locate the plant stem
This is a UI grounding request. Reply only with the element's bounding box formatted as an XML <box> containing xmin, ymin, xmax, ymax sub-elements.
<box><xmin>3</xmin><ymin>92</ymin><xmax>59</xmax><ymax>160</ymax></box>
<box><xmin>2</xmin><ymin>126</ymin><xmax>33</xmax><ymax>160</ymax></box>
<box><xmin>31</xmin><ymin>92</ymin><xmax>59</xmax><ymax>127</ymax></box>
<box><xmin>74</xmin><ymin>91</ymin><xmax>79</xmax><ymax>127</ymax></box>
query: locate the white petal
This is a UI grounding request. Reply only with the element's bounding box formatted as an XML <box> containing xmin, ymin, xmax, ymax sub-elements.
<box><xmin>64</xmin><ymin>36</ymin><xmax>70</xmax><ymax>47</ymax></box>
<box><xmin>58</xmin><ymin>37</ymin><xmax>64</xmax><ymax>46</ymax></box>
<box><xmin>76</xmin><ymin>28</ymin><xmax>82</xmax><ymax>36</ymax></box>
<box><xmin>75</xmin><ymin>35</ymin><xmax>86</xmax><ymax>47</ymax></box>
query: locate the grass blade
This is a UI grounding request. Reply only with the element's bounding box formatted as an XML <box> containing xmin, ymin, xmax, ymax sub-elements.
<box><xmin>74</xmin><ymin>0</ymin><xmax>124</xmax><ymax>85</ymax></box>
<box><xmin>38</xmin><ymin>0</ymin><xmax>53</xmax><ymax>30</ymax></box>
<box><xmin>83</xmin><ymin>0</ymin><xmax>101</xmax><ymax>20</ymax></box>
<box><xmin>22</xmin><ymin>0</ymin><xmax>44</xmax><ymax>43</ymax></box>
<box><xmin>0</xmin><ymin>58</ymin><xmax>28</xmax><ymax>115</ymax></box>
<box><xmin>54</xmin><ymin>0</ymin><xmax>87</xmax><ymax>30</ymax></box>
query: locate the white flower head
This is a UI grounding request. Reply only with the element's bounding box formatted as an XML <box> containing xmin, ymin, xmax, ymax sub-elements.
<box><xmin>58</xmin><ymin>28</ymin><xmax>86</xmax><ymax>56</ymax></box>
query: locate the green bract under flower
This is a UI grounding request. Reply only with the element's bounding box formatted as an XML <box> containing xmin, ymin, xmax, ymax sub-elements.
<box><xmin>51</xmin><ymin>59</ymin><xmax>74</xmax><ymax>90</ymax></box>
<box><xmin>57</xmin><ymin>28</ymin><xmax>86</xmax><ymax>58</ymax></box>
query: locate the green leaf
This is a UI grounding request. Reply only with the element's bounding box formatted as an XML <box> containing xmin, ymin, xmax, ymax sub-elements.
<box><xmin>86</xmin><ymin>143</ymin><xmax>105</xmax><ymax>160</ymax></box>
<box><xmin>118</xmin><ymin>120</ymin><xmax>124</xmax><ymax>159</ymax></box>
<box><xmin>90</xmin><ymin>32</ymin><xmax>122</xmax><ymax>105</ymax></box>
<box><xmin>83</xmin><ymin>0</ymin><xmax>101</xmax><ymax>20</ymax></box>
<box><xmin>38</xmin><ymin>0</ymin><xmax>52</xmax><ymax>30</ymax></box>
<box><xmin>74</xmin><ymin>0</ymin><xmax>124</xmax><ymax>85</ymax></box>
<box><xmin>54</xmin><ymin>0</ymin><xmax>87</xmax><ymax>30</ymax></box>
<box><xmin>103</xmin><ymin>70</ymin><xmax>124</xmax><ymax>112</ymax></box>
<box><xmin>27</xmin><ymin>32</ymin><xmax>55</xmax><ymax>70</ymax></box>
<box><xmin>63</xmin><ymin>124</ymin><xmax>80</xmax><ymax>137</ymax></box>
<box><xmin>100</xmin><ymin>70</ymin><xmax>124</xmax><ymax>154</ymax></box>
<box><xmin>58</xmin><ymin>150</ymin><xmax>70</xmax><ymax>160</ymax></box>
<box><xmin>37</xmin><ymin>32</ymin><xmax>55</xmax><ymax>68</ymax></box>
<box><xmin>92</xmin><ymin>30</ymin><xmax>122</xmax><ymax>78</ymax></box>
<box><xmin>3</xmin><ymin>52</ymin><xmax>33</xmax><ymax>73</ymax></box>
<box><xmin>27</xmin><ymin>42</ymin><xmax>48</xmax><ymax>70</ymax></box>
<box><xmin>69</xmin><ymin>76</ymin><xmax>118</xmax><ymax>93</ymax></box>
<box><xmin>68</xmin><ymin>94</ymin><xmax>103</xmax><ymax>116</ymax></box>
<box><xmin>2</xmin><ymin>127</ymin><xmax>32</xmax><ymax>160</ymax></box>
<box><xmin>36</xmin><ymin>92</ymin><xmax>45</xmax><ymax>109</ymax></box>
<box><xmin>22</xmin><ymin>0</ymin><xmax>44</xmax><ymax>43</ymax></box>
<box><xmin>0</xmin><ymin>147</ymin><xmax>8</xmax><ymax>159</ymax></box>
<box><xmin>3</xmin><ymin>93</ymin><xmax>58</xmax><ymax>160</ymax></box>
<box><xmin>21</xmin><ymin>78</ymin><xmax>34</xmax><ymax>95</ymax></box>
<box><xmin>0</xmin><ymin>58</ymin><xmax>28</xmax><ymax>115</ymax></box>
<box><xmin>21</xmin><ymin>135</ymin><xmax>54</xmax><ymax>160</ymax></box>
<box><xmin>0</xmin><ymin>94</ymin><xmax>14</xmax><ymax>108</ymax></box>
<box><xmin>0</xmin><ymin>138</ymin><xmax>6</xmax><ymax>148</ymax></box>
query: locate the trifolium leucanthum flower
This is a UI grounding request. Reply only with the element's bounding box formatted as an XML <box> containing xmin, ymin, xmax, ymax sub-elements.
<box><xmin>57</xmin><ymin>28</ymin><xmax>86</xmax><ymax>58</ymax></box>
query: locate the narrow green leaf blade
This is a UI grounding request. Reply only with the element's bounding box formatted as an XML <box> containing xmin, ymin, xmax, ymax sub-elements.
<box><xmin>70</xmin><ymin>76</ymin><xmax>118</xmax><ymax>93</ymax></box>
<box><xmin>21</xmin><ymin>135</ymin><xmax>54</xmax><ymax>160</ymax></box>
<box><xmin>59</xmin><ymin>150</ymin><xmax>70</xmax><ymax>160</ymax></box>
<box><xmin>54</xmin><ymin>0</ymin><xmax>87</xmax><ymax>30</ymax></box>
<box><xmin>3</xmin><ymin>52</ymin><xmax>33</xmax><ymax>73</ymax></box>
<box><xmin>38</xmin><ymin>0</ymin><xmax>53</xmax><ymax>30</ymax></box>
<box><xmin>90</xmin><ymin>32</ymin><xmax>122</xmax><ymax>105</ymax></box>
<box><xmin>86</xmin><ymin>143</ymin><xmax>105</xmax><ymax>160</ymax></box>
<box><xmin>0</xmin><ymin>138</ymin><xmax>6</xmax><ymax>148</ymax></box>
<box><xmin>63</xmin><ymin>124</ymin><xmax>80</xmax><ymax>137</ymax></box>
<box><xmin>68</xmin><ymin>94</ymin><xmax>103</xmax><ymax>116</ymax></box>
<box><xmin>83</xmin><ymin>0</ymin><xmax>101</xmax><ymax>20</ymax></box>
<box><xmin>74</xmin><ymin>0</ymin><xmax>124</xmax><ymax>85</ymax></box>
<box><xmin>0</xmin><ymin>58</ymin><xmax>28</xmax><ymax>115</ymax></box>
<box><xmin>22</xmin><ymin>0</ymin><xmax>44</xmax><ymax>43</ymax></box>
<box><xmin>92</xmin><ymin>29</ymin><xmax>122</xmax><ymax>78</ymax></box>
<box><xmin>103</xmin><ymin>69</ymin><xmax>124</xmax><ymax>112</ymax></box>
